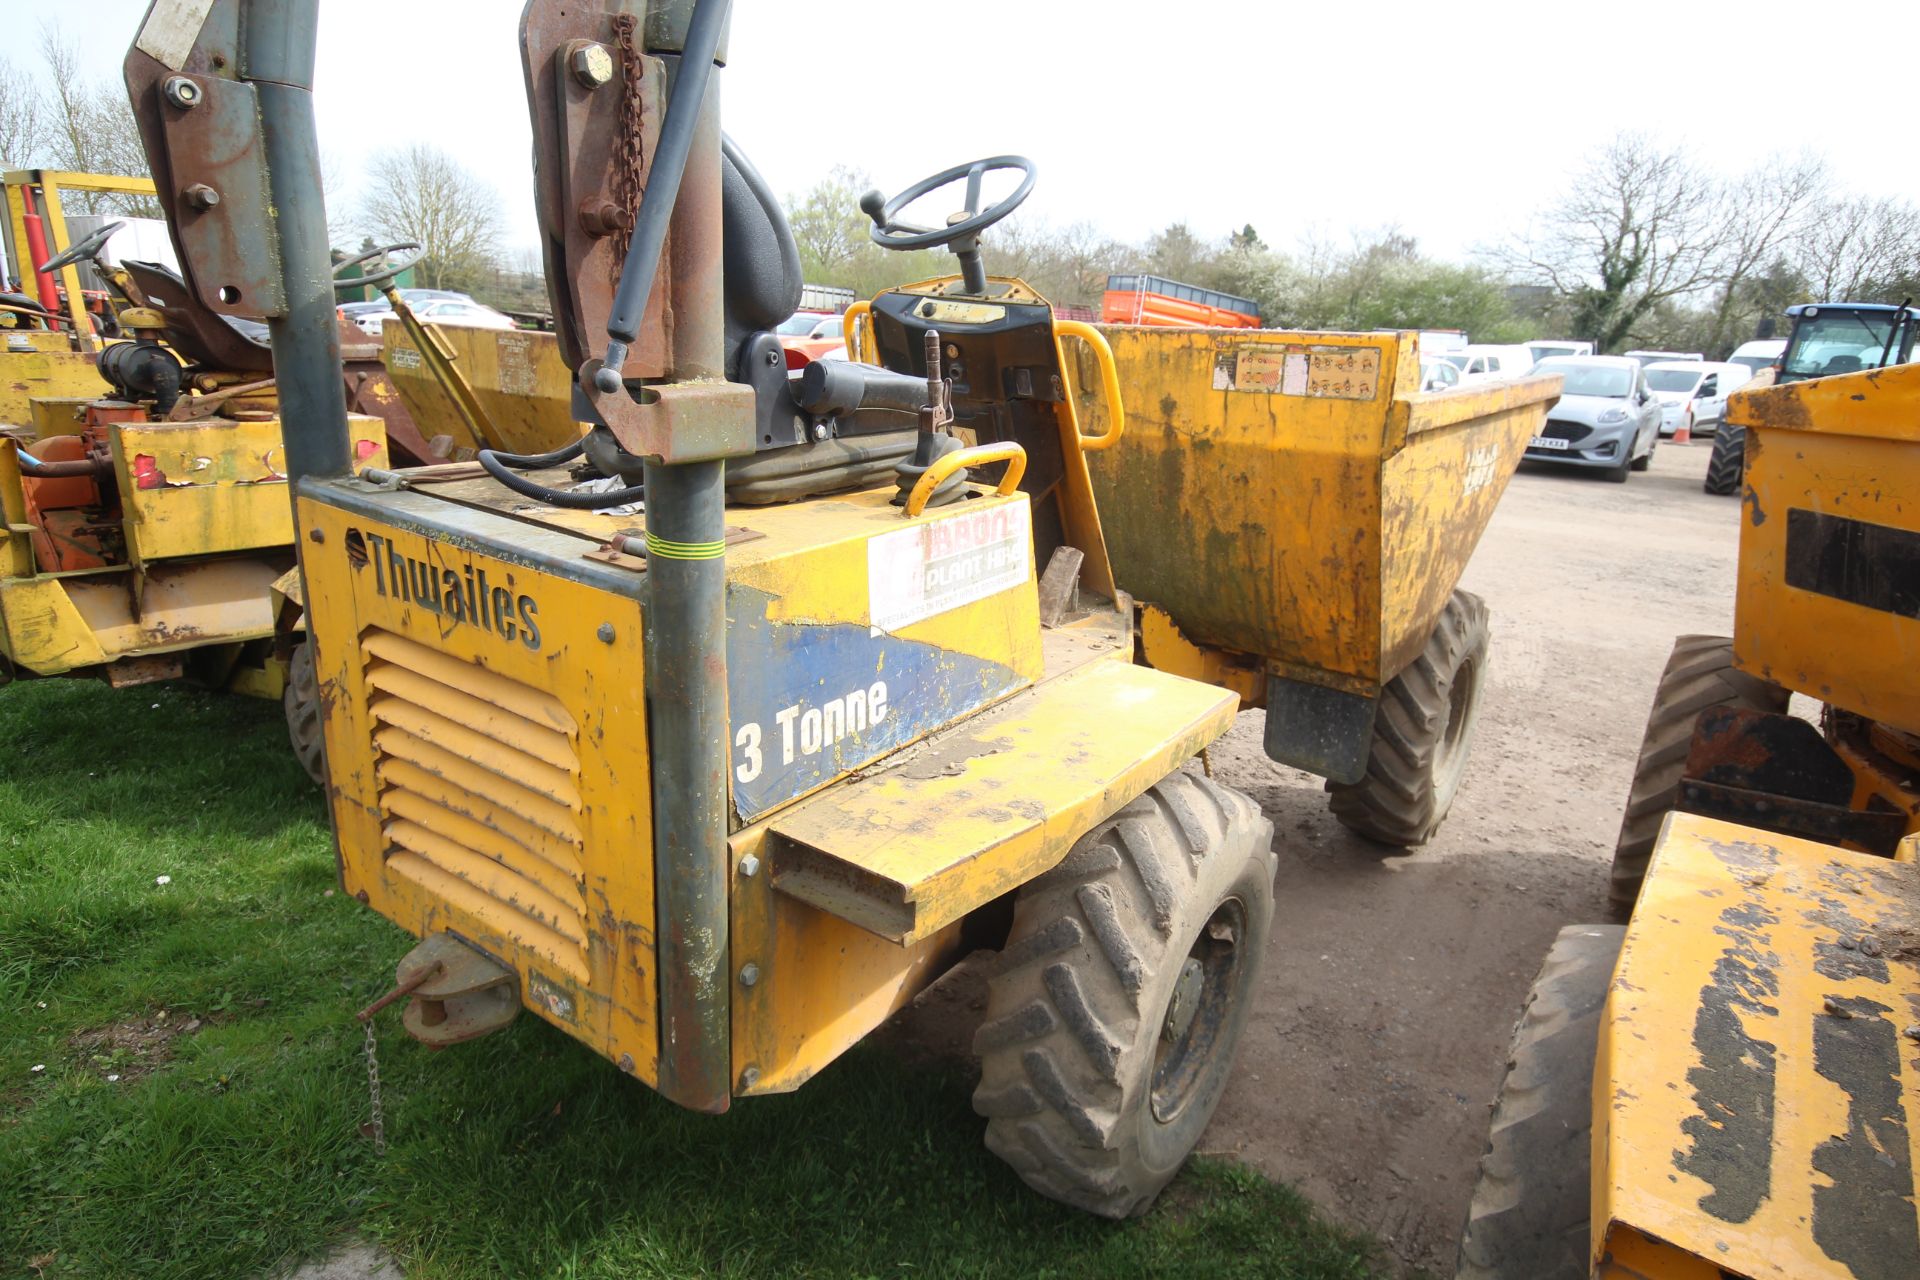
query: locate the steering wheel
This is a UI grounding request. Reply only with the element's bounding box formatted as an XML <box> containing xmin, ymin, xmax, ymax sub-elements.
<box><xmin>331</xmin><ymin>241</ymin><xmax>423</xmax><ymax>292</ymax></box>
<box><xmin>861</xmin><ymin>156</ymin><xmax>1036</xmax><ymax>252</ymax></box>
<box><xmin>41</xmin><ymin>221</ymin><xmax>126</xmax><ymax>273</ymax></box>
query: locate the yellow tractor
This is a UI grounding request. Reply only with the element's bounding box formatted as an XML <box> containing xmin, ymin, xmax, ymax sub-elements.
<box><xmin>144</xmin><ymin>0</ymin><xmax>1557</xmax><ymax>1216</ymax></box>
<box><xmin>1458</xmin><ymin>357</ymin><xmax>1920</xmax><ymax>1275</ymax></box>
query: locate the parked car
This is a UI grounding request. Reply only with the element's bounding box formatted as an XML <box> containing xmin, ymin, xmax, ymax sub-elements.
<box><xmin>1643</xmin><ymin>360</ymin><xmax>1751</xmax><ymax>437</ymax></box>
<box><xmin>353</xmin><ymin>297</ymin><xmax>517</xmax><ymax>336</ymax></box>
<box><xmin>1439</xmin><ymin>343</ymin><xmax>1534</xmax><ymax>382</ymax></box>
<box><xmin>1725</xmin><ymin>338</ymin><xmax>1786</xmax><ymax>378</ymax></box>
<box><xmin>1622</xmin><ymin>348</ymin><xmax>1704</xmax><ymax>367</ymax></box>
<box><xmin>1523</xmin><ymin>355</ymin><xmax>1662</xmax><ymax>482</ymax></box>
<box><xmin>1525</xmin><ymin>339</ymin><xmax>1594</xmax><ymax>363</ymax></box>
<box><xmin>777</xmin><ymin>310</ymin><xmax>846</xmax><ymax>367</ymax></box>
<box><xmin>1419</xmin><ymin>357</ymin><xmax>1462</xmax><ymax>392</ymax></box>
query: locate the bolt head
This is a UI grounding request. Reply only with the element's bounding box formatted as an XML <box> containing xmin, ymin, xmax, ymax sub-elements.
<box><xmin>596</xmin><ymin>622</ymin><xmax>616</xmax><ymax>643</ymax></box>
<box><xmin>738</xmin><ymin>962</ymin><xmax>760</xmax><ymax>988</ymax></box>
<box><xmin>162</xmin><ymin>76</ymin><xmax>202</xmax><ymax>109</ymax></box>
<box><xmin>739</xmin><ymin>1065</ymin><xmax>761</xmax><ymax>1090</ymax></box>
<box><xmin>183</xmin><ymin>183</ymin><xmax>221</xmax><ymax>210</ymax></box>
<box><xmin>568</xmin><ymin>41</ymin><xmax>615</xmax><ymax>88</ymax></box>
<box><xmin>738</xmin><ymin>854</ymin><xmax>761</xmax><ymax>878</ymax></box>
<box><xmin>308</xmin><ymin>527</ymin><xmax>325</xmax><ymax>543</ymax></box>
<box><xmin>618</xmin><ymin>1053</ymin><xmax>636</xmax><ymax>1073</ymax></box>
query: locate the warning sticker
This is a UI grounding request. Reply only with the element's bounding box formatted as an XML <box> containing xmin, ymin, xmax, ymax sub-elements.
<box><xmin>1212</xmin><ymin>343</ymin><xmax>1382</xmax><ymax>400</ymax></box>
<box><xmin>868</xmin><ymin>501</ymin><xmax>1031</xmax><ymax>632</ymax></box>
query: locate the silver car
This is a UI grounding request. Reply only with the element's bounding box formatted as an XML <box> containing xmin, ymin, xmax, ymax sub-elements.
<box><xmin>1523</xmin><ymin>356</ymin><xmax>1663</xmax><ymax>482</ymax></box>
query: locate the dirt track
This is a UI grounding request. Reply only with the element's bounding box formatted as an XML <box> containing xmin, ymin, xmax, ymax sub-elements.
<box><xmin>1197</xmin><ymin>438</ymin><xmax>1744</xmax><ymax>1273</ymax></box>
<box><xmin>886</xmin><ymin>437</ymin><xmax>1744</xmax><ymax>1274</ymax></box>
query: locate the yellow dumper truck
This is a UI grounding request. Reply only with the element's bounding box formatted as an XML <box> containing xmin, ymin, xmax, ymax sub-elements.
<box><xmin>142</xmin><ymin>0</ymin><xmax>1558</xmax><ymax>1219</ymax></box>
<box><xmin>1460</xmin><ymin>359</ymin><xmax>1920</xmax><ymax>1277</ymax></box>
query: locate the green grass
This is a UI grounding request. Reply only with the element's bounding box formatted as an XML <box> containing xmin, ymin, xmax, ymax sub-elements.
<box><xmin>0</xmin><ymin>679</ymin><xmax>1385</xmax><ymax>1279</ymax></box>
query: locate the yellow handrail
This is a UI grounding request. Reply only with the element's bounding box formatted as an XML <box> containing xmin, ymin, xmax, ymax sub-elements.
<box><xmin>1054</xmin><ymin>319</ymin><xmax>1126</xmax><ymax>451</ymax></box>
<box><xmin>903</xmin><ymin>441</ymin><xmax>1028</xmax><ymax>517</ymax></box>
<box><xmin>842</xmin><ymin>300</ymin><xmax>874</xmax><ymax>364</ymax></box>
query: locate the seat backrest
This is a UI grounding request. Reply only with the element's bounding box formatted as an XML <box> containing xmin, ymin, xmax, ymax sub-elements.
<box><xmin>122</xmin><ymin>260</ymin><xmax>275</xmax><ymax>373</ymax></box>
<box><xmin>720</xmin><ymin>135</ymin><xmax>803</xmax><ymax>380</ymax></box>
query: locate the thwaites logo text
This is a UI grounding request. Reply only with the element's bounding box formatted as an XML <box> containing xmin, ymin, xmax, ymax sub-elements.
<box><xmin>359</xmin><ymin>530</ymin><xmax>543</xmax><ymax>651</ymax></box>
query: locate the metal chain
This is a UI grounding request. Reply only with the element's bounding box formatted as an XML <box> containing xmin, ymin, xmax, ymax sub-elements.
<box><xmin>362</xmin><ymin>1017</ymin><xmax>386</xmax><ymax>1157</ymax></box>
<box><xmin>611</xmin><ymin>13</ymin><xmax>648</xmax><ymax>268</ymax></box>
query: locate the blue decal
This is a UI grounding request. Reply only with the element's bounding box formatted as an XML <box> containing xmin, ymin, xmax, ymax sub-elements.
<box><xmin>726</xmin><ymin>585</ymin><xmax>1026</xmax><ymax>821</ymax></box>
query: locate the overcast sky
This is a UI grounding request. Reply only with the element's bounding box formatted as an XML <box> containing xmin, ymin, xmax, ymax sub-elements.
<box><xmin>36</xmin><ymin>0</ymin><xmax>1920</xmax><ymax>267</ymax></box>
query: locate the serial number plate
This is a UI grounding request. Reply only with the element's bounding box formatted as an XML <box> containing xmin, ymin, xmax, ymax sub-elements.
<box><xmin>1528</xmin><ymin>436</ymin><xmax>1570</xmax><ymax>450</ymax></box>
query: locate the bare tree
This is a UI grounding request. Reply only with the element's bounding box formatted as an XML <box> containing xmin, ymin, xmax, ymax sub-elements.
<box><xmin>36</xmin><ymin>27</ymin><xmax>160</xmax><ymax>216</ymax></box>
<box><xmin>358</xmin><ymin>144</ymin><xmax>503</xmax><ymax>290</ymax></box>
<box><xmin>0</xmin><ymin>56</ymin><xmax>51</xmax><ymax>171</ymax></box>
<box><xmin>1792</xmin><ymin>195</ymin><xmax>1920</xmax><ymax>302</ymax></box>
<box><xmin>1700</xmin><ymin>153</ymin><xmax>1829</xmax><ymax>353</ymax></box>
<box><xmin>1497</xmin><ymin>134</ymin><xmax>1728</xmax><ymax>351</ymax></box>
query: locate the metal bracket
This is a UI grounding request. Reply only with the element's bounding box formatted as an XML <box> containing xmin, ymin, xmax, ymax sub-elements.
<box><xmin>392</xmin><ymin>934</ymin><xmax>520</xmax><ymax>1048</ymax></box>
<box><xmin>580</xmin><ymin>373</ymin><xmax>757</xmax><ymax>462</ymax></box>
<box><xmin>141</xmin><ymin>71</ymin><xmax>283</xmax><ymax>317</ymax></box>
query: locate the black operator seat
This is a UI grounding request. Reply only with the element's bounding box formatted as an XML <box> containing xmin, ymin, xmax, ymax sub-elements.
<box><xmin>720</xmin><ymin>134</ymin><xmax>803</xmax><ymax>381</ymax></box>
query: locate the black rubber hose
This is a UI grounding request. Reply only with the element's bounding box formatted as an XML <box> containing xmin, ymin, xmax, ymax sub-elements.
<box><xmin>478</xmin><ymin>447</ymin><xmax>645</xmax><ymax>509</ymax></box>
<box><xmin>592</xmin><ymin>0</ymin><xmax>733</xmax><ymax>390</ymax></box>
<box><xmin>480</xmin><ymin>437</ymin><xmax>587</xmax><ymax>469</ymax></box>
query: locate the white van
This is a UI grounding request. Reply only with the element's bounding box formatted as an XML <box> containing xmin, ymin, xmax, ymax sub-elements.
<box><xmin>1526</xmin><ymin>339</ymin><xmax>1593</xmax><ymax>363</ymax></box>
<box><xmin>1726</xmin><ymin>338</ymin><xmax>1786</xmax><ymax>378</ymax></box>
<box><xmin>1643</xmin><ymin>360</ymin><xmax>1752</xmax><ymax>437</ymax></box>
<box><xmin>1440</xmin><ymin>343</ymin><xmax>1535</xmax><ymax>382</ymax></box>
<box><xmin>1624</xmin><ymin>349</ymin><xmax>1705</xmax><ymax>367</ymax></box>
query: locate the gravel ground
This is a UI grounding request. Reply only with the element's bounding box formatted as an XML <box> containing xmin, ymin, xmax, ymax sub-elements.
<box><xmin>1197</xmin><ymin>437</ymin><xmax>1743</xmax><ymax>1274</ymax></box>
<box><xmin>884</xmin><ymin>435</ymin><xmax>1743</xmax><ymax>1275</ymax></box>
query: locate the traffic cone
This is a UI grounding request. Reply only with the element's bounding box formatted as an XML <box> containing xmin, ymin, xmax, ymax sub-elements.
<box><xmin>1674</xmin><ymin>406</ymin><xmax>1692</xmax><ymax>444</ymax></box>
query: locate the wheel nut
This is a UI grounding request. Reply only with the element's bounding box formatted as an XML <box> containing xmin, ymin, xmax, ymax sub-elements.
<box><xmin>567</xmin><ymin>41</ymin><xmax>614</xmax><ymax>88</ymax></box>
<box><xmin>183</xmin><ymin>184</ymin><xmax>220</xmax><ymax>210</ymax></box>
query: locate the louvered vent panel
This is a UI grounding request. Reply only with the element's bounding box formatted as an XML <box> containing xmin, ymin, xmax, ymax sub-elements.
<box><xmin>361</xmin><ymin>630</ymin><xmax>589</xmax><ymax>983</ymax></box>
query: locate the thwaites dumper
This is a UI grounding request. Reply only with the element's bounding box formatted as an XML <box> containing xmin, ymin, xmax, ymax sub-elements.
<box><xmin>1070</xmin><ymin>328</ymin><xmax>1560</xmax><ymax>846</ymax></box>
<box><xmin>155</xmin><ymin>0</ymin><xmax>1281</xmax><ymax>1215</ymax></box>
<box><xmin>1458</xmin><ymin>361</ymin><xmax>1920</xmax><ymax>1278</ymax></box>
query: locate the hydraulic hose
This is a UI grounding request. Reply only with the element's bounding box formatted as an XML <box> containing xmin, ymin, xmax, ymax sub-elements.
<box><xmin>485</xmin><ymin>0</ymin><xmax>731</xmax><ymax>508</ymax></box>
<box><xmin>482</xmin><ymin>437</ymin><xmax>586</xmax><ymax>469</ymax></box>
<box><xmin>591</xmin><ymin>0</ymin><xmax>732</xmax><ymax>391</ymax></box>
<box><xmin>478</xmin><ymin>446</ymin><xmax>644</xmax><ymax>509</ymax></box>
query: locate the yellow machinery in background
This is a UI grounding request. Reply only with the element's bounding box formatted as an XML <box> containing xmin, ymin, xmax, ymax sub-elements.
<box><xmin>1073</xmin><ymin>330</ymin><xmax>1557</xmax><ymax>846</ymax></box>
<box><xmin>1458</xmin><ymin>363</ymin><xmax>1920</xmax><ymax>1277</ymax></box>
<box><xmin>0</xmin><ymin>48</ymin><xmax>410</xmax><ymax>757</ymax></box>
<box><xmin>1</xmin><ymin>170</ymin><xmax>157</xmax><ymax>422</ymax></box>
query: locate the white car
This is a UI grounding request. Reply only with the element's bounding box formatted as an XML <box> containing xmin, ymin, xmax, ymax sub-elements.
<box><xmin>355</xmin><ymin>297</ymin><xmax>517</xmax><ymax>336</ymax></box>
<box><xmin>1419</xmin><ymin>356</ymin><xmax>1462</xmax><ymax>392</ymax></box>
<box><xmin>1440</xmin><ymin>343</ymin><xmax>1534</xmax><ymax>382</ymax></box>
<box><xmin>1643</xmin><ymin>360</ymin><xmax>1749</xmax><ymax>437</ymax></box>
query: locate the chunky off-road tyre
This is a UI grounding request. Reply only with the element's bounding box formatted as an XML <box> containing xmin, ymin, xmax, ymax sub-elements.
<box><xmin>1328</xmin><ymin>589</ymin><xmax>1490</xmax><ymax>846</ymax></box>
<box><xmin>973</xmin><ymin>770</ymin><xmax>1276</xmax><ymax>1217</ymax></box>
<box><xmin>1455</xmin><ymin>924</ymin><xmax>1625</xmax><ymax>1280</ymax></box>
<box><xmin>1702</xmin><ymin>424</ymin><xmax>1744</xmax><ymax>495</ymax></box>
<box><xmin>1607</xmin><ymin>635</ymin><xmax>1787</xmax><ymax>913</ymax></box>
<box><xmin>284</xmin><ymin>641</ymin><xmax>326</xmax><ymax>785</ymax></box>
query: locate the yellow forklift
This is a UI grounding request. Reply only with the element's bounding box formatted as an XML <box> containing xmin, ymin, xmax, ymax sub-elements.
<box><xmin>151</xmin><ymin>0</ymin><xmax>1281</xmax><ymax>1215</ymax></box>
<box><xmin>1458</xmin><ymin>362</ymin><xmax>1920</xmax><ymax>1276</ymax></box>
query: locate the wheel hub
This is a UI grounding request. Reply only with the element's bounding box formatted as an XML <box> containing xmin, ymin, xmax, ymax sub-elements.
<box><xmin>1150</xmin><ymin>897</ymin><xmax>1247</xmax><ymax>1125</ymax></box>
